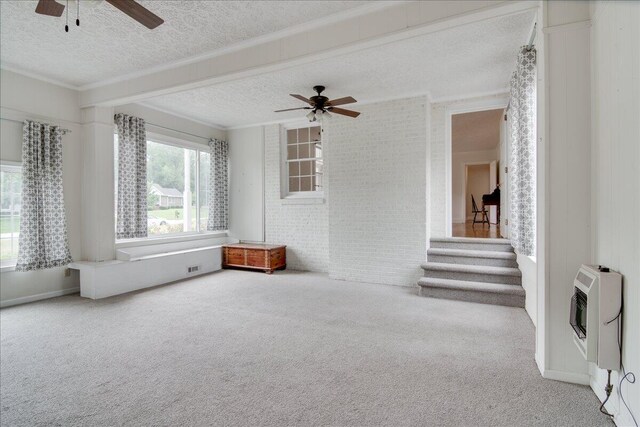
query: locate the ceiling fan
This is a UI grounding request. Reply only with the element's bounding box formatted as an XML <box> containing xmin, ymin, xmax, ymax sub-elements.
<box><xmin>35</xmin><ymin>0</ymin><xmax>164</xmax><ymax>31</ymax></box>
<box><xmin>275</xmin><ymin>86</ymin><xmax>360</xmax><ymax>122</ymax></box>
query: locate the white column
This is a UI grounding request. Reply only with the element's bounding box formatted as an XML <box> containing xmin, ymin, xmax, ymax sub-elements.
<box><xmin>81</xmin><ymin>106</ymin><xmax>116</xmax><ymax>261</ymax></box>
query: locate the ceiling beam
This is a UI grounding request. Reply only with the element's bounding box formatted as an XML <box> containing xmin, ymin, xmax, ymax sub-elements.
<box><xmin>79</xmin><ymin>1</ymin><xmax>538</xmax><ymax>108</ymax></box>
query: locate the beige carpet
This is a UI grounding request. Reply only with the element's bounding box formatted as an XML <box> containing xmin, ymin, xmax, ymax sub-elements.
<box><xmin>1</xmin><ymin>270</ymin><xmax>609</xmax><ymax>426</ymax></box>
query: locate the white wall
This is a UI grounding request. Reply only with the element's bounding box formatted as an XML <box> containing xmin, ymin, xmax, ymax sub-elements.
<box><xmin>324</xmin><ymin>96</ymin><xmax>428</xmax><ymax>287</ymax></box>
<box><xmin>590</xmin><ymin>1</ymin><xmax>640</xmax><ymax>424</ymax></box>
<box><xmin>0</xmin><ymin>70</ymin><xmax>225</xmax><ymax>306</ymax></box>
<box><xmin>0</xmin><ymin>70</ymin><xmax>83</xmax><ymax>305</ymax></box>
<box><xmin>452</xmin><ymin>150</ymin><xmax>499</xmax><ymax>223</ymax></box>
<box><xmin>228</xmin><ymin>127</ymin><xmax>264</xmax><ymax>242</ymax></box>
<box><xmin>264</xmin><ymin>125</ymin><xmax>329</xmax><ymax>272</ymax></box>
<box><xmin>538</xmin><ymin>1</ymin><xmax>592</xmax><ymax>383</ymax></box>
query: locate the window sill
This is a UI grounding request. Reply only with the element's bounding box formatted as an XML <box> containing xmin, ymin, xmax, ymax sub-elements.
<box><xmin>0</xmin><ymin>264</ymin><xmax>16</xmax><ymax>273</ymax></box>
<box><xmin>116</xmin><ymin>231</ymin><xmax>228</xmax><ymax>249</ymax></box>
<box><xmin>281</xmin><ymin>197</ymin><xmax>325</xmax><ymax>205</ymax></box>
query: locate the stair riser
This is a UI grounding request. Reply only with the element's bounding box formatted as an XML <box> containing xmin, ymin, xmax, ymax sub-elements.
<box><xmin>430</xmin><ymin>241</ymin><xmax>514</xmax><ymax>252</ymax></box>
<box><xmin>423</xmin><ymin>269</ymin><xmax>521</xmax><ymax>285</ymax></box>
<box><xmin>419</xmin><ymin>286</ymin><xmax>525</xmax><ymax>308</ymax></box>
<box><xmin>427</xmin><ymin>254</ymin><xmax>518</xmax><ymax>268</ymax></box>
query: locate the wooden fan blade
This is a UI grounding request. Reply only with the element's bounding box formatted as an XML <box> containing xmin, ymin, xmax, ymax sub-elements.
<box><xmin>328</xmin><ymin>107</ymin><xmax>360</xmax><ymax>118</ymax></box>
<box><xmin>326</xmin><ymin>96</ymin><xmax>357</xmax><ymax>107</ymax></box>
<box><xmin>35</xmin><ymin>0</ymin><xmax>65</xmax><ymax>17</ymax></box>
<box><xmin>105</xmin><ymin>0</ymin><xmax>164</xmax><ymax>29</ymax></box>
<box><xmin>290</xmin><ymin>94</ymin><xmax>314</xmax><ymax>105</ymax></box>
<box><xmin>275</xmin><ymin>107</ymin><xmax>312</xmax><ymax>112</ymax></box>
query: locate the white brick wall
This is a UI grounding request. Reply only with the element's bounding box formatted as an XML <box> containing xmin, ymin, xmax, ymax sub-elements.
<box><xmin>264</xmin><ymin>124</ymin><xmax>329</xmax><ymax>272</ymax></box>
<box><xmin>323</xmin><ymin>97</ymin><xmax>428</xmax><ymax>286</ymax></box>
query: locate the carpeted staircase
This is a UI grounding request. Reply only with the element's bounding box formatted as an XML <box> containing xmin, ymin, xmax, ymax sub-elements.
<box><xmin>418</xmin><ymin>237</ymin><xmax>525</xmax><ymax>307</ymax></box>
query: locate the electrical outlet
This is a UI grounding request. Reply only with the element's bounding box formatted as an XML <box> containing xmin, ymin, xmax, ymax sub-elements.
<box><xmin>64</xmin><ymin>268</ymin><xmax>71</xmax><ymax>277</ymax></box>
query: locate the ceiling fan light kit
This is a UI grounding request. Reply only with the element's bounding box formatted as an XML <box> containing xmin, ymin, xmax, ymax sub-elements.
<box><xmin>35</xmin><ymin>0</ymin><xmax>164</xmax><ymax>31</ymax></box>
<box><xmin>276</xmin><ymin>85</ymin><xmax>361</xmax><ymax>122</ymax></box>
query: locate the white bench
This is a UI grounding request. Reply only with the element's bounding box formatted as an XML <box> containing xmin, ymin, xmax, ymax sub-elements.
<box><xmin>70</xmin><ymin>236</ymin><xmax>237</xmax><ymax>299</ymax></box>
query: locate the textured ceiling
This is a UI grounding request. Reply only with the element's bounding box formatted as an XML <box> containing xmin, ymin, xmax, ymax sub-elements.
<box><xmin>452</xmin><ymin>109</ymin><xmax>504</xmax><ymax>153</ymax></box>
<box><xmin>144</xmin><ymin>11</ymin><xmax>535</xmax><ymax>128</ymax></box>
<box><xmin>0</xmin><ymin>0</ymin><xmax>368</xmax><ymax>86</ymax></box>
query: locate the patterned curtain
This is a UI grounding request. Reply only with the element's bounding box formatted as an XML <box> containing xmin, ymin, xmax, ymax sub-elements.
<box><xmin>508</xmin><ymin>47</ymin><xmax>537</xmax><ymax>256</ymax></box>
<box><xmin>115</xmin><ymin>114</ymin><xmax>147</xmax><ymax>239</ymax></box>
<box><xmin>207</xmin><ymin>139</ymin><xmax>229</xmax><ymax>231</ymax></box>
<box><xmin>15</xmin><ymin>121</ymin><xmax>72</xmax><ymax>271</ymax></box>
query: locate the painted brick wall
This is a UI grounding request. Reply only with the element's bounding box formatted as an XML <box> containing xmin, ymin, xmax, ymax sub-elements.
<box><xmin>264</xmin><ymin>124</ymin><xmax>329</xmax><ymax>272</ymax></box>
<box><xmin>323</xmin><ymin>97</ymin><xmax>428</xmax><ymax>286</ymax></box>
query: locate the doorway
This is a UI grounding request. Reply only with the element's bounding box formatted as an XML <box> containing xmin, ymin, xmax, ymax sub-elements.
<box><xmin>449</xmin><ymin>107</ymin><xmax>504</xmax><ymax>238</ymax></box>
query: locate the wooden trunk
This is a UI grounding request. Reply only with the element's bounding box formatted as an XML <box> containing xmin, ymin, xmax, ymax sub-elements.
<box><xmin>222</xmin><ymin>244</ymin><xmax>286</xmax><ymax>274</ymax></box>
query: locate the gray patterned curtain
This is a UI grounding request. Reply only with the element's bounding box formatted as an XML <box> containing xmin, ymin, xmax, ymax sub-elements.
<box><xmin>508</xmin><ymin>47</ymin><xmax>537</xmax><ymax>256</ymax></box>
<box><xmin>207</xmin><ymin>139</ymin><xmax>229</xmax><ymax>231</ymax></box>
<box><xmin>115</xmin><ymin>114</ymin><xmax>147</xmax><ymax>239</ymax></box>
<box><xmin>16</xmin><ymin>121</ymin><xmax>72</xmax><ymax>271</ymax></box>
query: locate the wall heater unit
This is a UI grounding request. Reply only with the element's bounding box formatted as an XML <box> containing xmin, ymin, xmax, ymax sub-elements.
<box><xmin>570</xmin><ymin>264</ymin><xmax>622</xmax><ymax>370</ymax></box>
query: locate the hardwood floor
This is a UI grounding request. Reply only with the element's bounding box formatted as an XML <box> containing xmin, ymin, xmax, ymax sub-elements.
<box><xmin>452</xmin><ymin>221</ymin><xmax>503</xmax><ymax>239</ymax></box>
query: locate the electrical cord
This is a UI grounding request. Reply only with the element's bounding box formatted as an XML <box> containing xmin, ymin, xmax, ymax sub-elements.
<box><xmin>599</xmin><ymin>370</ymin><xmax>614</xmax><ymax>417</ymax></box>
<box><xmin>601</xmin><ymin>301</ymin><xmax>638</xmax><ymax>426</ymax></box>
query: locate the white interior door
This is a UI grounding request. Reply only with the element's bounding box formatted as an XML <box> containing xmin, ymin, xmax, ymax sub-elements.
<box><xmin>500</xmin><ymin>110</ymin><xmax>509</xmax><ymax>238</ymax></box>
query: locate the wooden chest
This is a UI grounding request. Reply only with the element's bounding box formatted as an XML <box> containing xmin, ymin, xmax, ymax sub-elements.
<box><xmin>222</xmin><ymin>243</ymin><xmax>286</xmax><ymax>274</ymax></box>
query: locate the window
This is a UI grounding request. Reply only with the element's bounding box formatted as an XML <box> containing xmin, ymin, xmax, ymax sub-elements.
<box><xmin>284</xmin><ymin>124</ymin><xmax>323</xmax><ymax>195</ymax></box>
<box><xmin>115</xmin><ymin>135</ymin><xmax>212</xmax><ymax>239</ymax></box>
<box><xmin>0</xmin><ymin>163</ymin><xmax>22</xmax><ymax>267</ymax></box>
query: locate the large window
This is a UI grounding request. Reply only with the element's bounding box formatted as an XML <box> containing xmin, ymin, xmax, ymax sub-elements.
<box><xmin>115</xmin><ymin>136</ymin><xmax>212</xmax><ymax>239</ymax></box>
<box><xmin>284</xmin><ymin>124</ymin><xmax>323</xmax><ymax>195</ymax></box>
<box><xmin>0</xmin><ymin>163</ymin><xmax>22</xmax><ymax>267</ymax></box>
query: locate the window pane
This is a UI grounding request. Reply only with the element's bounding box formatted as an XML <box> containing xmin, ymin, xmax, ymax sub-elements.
<box><xmin>199</xmin><ymin>151</ymin><xmax>210</xmax><ymax>231</ymax></box>
<box><xmin>0</xmin><ymin>165</ymin><xmax>22</xmax><ymax>264</ymax></box>
<box><xmin>300</xmin><ymin>160</ymin><xmax>312</xmax><ymax>176</ymax></box>
<box><xmin>146</xmin><ymin>141</ymin><xmax>196</xmax><ymax>236</ymax></box>
<box><xmin>300</xmin><ymin>176</ymin><xmax>312</xmax><ymax>192</ymax></box>
<box><xmin>287</xmin><ymin>145</ymin><xmax>297</xmax><ymax>160</ymax></box>
<box><xmin>287</xmin><ymin>129</ymin><xmax>297</xmax><ymax>144</ymax></box>
<box><xmin>289</xmin><ymin>161</ymin><xmax>299</xmax><ymax>177</ymax></box>
<box><xmin>298</xmin><ymin>143</ymin><xmax>310</xmax><ymax>159</ymax></box>
<box><xmin>289</xmin><ymin>177</ymin><xmax>299</xmax><ymax>192</ymax></box>
<box><xmin>310</xmin><ymin>126</ymin><xmax>321</xmax><ymax>142</ymax></box>
<box><xmin>298</xmin><ymin>127</ymin><xmax>309</xmax><ymax>143</ymax></box>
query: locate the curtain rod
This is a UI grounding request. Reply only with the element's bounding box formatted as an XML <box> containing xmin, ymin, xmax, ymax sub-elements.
<box><xmin>1</xmin><ymin>117</ymin><xmax>72</xmax><ymax>134</ymax></box>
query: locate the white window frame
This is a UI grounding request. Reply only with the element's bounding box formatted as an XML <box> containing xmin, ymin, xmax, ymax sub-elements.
<box><xmin>280</xmin><ymin>121</ymin><xmax>324</xmax><ymax>200</ymax></box>
<box><xmin>114</xmin><ymin>132</ymin><xmax>223</xmax><ymax>243</ymax></box>
<box><xmin>0</xmin><ymin>160</ymin><xmax>22</xmax><ymax>271</ymax></box>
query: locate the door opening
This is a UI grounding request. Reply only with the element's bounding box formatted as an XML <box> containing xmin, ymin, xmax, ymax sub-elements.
<box><xmin>450</xmin><ymin>108</ymin><xmax>504</xmax><ymax>239</ymax></box>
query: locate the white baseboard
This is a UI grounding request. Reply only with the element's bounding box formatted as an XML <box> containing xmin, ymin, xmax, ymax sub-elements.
<box><xmin>542</xmin><ymin>368</ymin><xmax>591</xmax><ymax>385</ymax></box>
<box><xmin>0</xmin><ymin>287</ymin><xmax>80</xmax><ymax>308</ymax></box>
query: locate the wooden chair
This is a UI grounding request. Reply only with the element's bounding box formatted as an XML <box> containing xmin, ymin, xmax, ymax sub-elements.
<box><xmin>471</xmin><ymin>194</ymin><xmax>489</xmax><ymax>228</ymax></box>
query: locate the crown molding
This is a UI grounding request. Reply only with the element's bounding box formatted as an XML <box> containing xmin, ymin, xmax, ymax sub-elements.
<box><xmin>1</xmin><ymin>65</ymin><xmax>80</xmax><ymax>90</ymax></box>
<box><xmin>430</xmin><ymin>89</ymin><xmax>509</xmax><ymax>104</ymax></box>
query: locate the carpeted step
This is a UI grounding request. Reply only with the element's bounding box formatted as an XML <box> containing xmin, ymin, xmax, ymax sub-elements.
<box><xmin>430</xmin><ymin>237</ymin><xmax>514</xmax><ymax>252</ymax></box>
<box><xmin>418</xmin><ymin>277</ymin><xmax>525</xmax><ymax>307</ymax></box>
<box><xmin>421</xmin><ymin>262</ymin><xmax>522</xmax><ymax>285</ymax></box>
<box><xmin>427</xmin><ymin>248</ymin><xmax>518</xmax><ymax>268</ymax></box>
